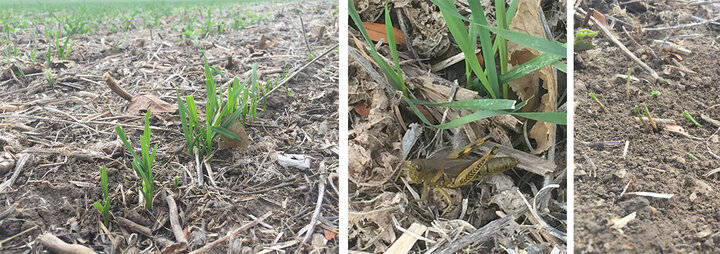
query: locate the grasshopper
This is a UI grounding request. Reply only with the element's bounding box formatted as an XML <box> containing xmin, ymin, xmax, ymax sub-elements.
<box><xmin>402</xmin><ymin>137</ymin><xmax>518</xmax><ymax>214</ymax></box>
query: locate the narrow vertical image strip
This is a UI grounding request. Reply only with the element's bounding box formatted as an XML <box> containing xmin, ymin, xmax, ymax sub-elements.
<box><xmin>0</xmin><ymin>0</ymin><xmax>339</xmax><ymax>252</ymax></box>
<box><xmin>348</xmin><ymin>0</ymin><xmax>568</xmax><ymax>252</ymax></box>
<box><xmin>574</xmin><ymin>1</ymin><xmax>720</xmax><ymax>253</ymax></box>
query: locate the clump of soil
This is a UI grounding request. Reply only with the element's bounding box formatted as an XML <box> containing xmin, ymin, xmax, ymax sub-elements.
<box><xmin>574</xmin><ymin>1</ymin><xmax>720</xmax><ymax>252</ymax></box>
<box><xmin>0</xmin><ymin>1</ymin><xmax>338</xmax><ymax>253</ymax></box>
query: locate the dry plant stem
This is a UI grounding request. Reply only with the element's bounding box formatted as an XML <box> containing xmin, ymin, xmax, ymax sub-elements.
<box><xmin>0</xmin><ymin>202</ymin><xmax>18</xmax><ymax>221</ymax></box>
<box><xmin>623</xmin><ymin>140</ymin><xmax>630</xmax><ymax>157</ymax></box>
<box><xmin>301</xmin><ymin>161</ymin><xmax>327</xmax><ymax>245</ymax></box>
<box><xmin>431</xmin><ymin>49</ymin><xmax>481</xmax><ymax>72</ymax></box>
<box><xmin>689</xmin><ymin>0</ymin><xmax>720</xmax><ymax>5</ymax></box>
<box><xmin>434</xmin><ymin>214</ymin><xmax>514</xmax><ymax>254</ymax></box>
<box><xmin>166</xmin><ymin>194</ymin><xmax>188</xmax><ymax>244</ymax></box>
<box><xmin>691</xmin><ymin>15</ymin><xmax>720</xmax><ymax>25</ymax></box>
<box><xmin>348</xmin><ymin>47</ymin><xmax>394</xmax><ymax>96</ymax></box>
<box><xmin>0</xmin><ymin>225</ymin><xmax>37</xmax><ymax>246</ymax></box>
<box><xmin>642</xmin><ymin>104</ymin><xmax>658</xmax><ymax>131</ymax></box>
<box><xmin>432</xmin><ymin>80</ymin><xmax>459</xmax><ymax>148</ymax></box>
<box><xmin>644</xmin><ymin>15</ymin><xmax>720</xmax><ymax>31</ymax></box>
<box><xmin>194</xmin><ymin>148</ymin><xmax>203</xmax><ymax>188</ymax></box>
<box><xmin>520</xmin><ymin>187</ymin><xmax>567</xmax><ymax>242</ymax></box>
<box><xmin>117</xmin><ymin>216</ymin><xmax>152</xmax><ymax>237</ymax></box>
<box><xmin>395</xmin><ymin>9</ymin><xmax>423</xmax><ymax>67</ymax></box>
<box><xmin>581</xmin><ymin>153</ymin><xmax>597</xmax><ymax>177</ymax></box>
<box><xmin>386</xmin><ymin>222</ymin><xmax>428</xmax><ymax>253</ymax></box>
<box><xmin>299</xmin><ymin>16</ymin><xmax>313</xmax><ymax>56</ymax></box>
<box><xmin>37</xmin><ymin>232</ymin><xmax>95</xmax><ymax>254</ymax></box>
<box><xmin>701</xmin><ymin>113</ymin><xmax>720</xmax><ymax>128</ymax></box>
<box><xmin>0</xmin><ymin>114</ymin><xmax>179</xmax><ymax>133</ymax></box>
<box><xmin>103</xmin><ymin>72</ymin><xmax>134</xmax><ymax>101</ymax></box>
<box><xmin>203</xmin><ymin>159</ymin><xmax>218</xmax><ymax>188</ymax></box>
<box><xmin>578</xmin><ymin>8</ymin><xmax>660</xmax><ymax>81</ymax></box>
<box><xmin>257</xmin><ymin>43</ymin><xmax>338</xmax><ymax>103</ymax></box>
<box><xmin>0</xmin><ymin>154</ymin><xmax>31</xmax><ymax>193</ymax></box>
<box><xmin>189</xmin><ymin>211</ymin><xmax>273</xmax><ymax>254</ymax></box>
<box><xmin>97</xmin><ymin>220</ymin><xmax>115</xmax><ymax>245</ymax></box>
<box><xmin>536</xmin><ymin>167</ymin><xmax>567</xmax><ymax>215</ymax></box>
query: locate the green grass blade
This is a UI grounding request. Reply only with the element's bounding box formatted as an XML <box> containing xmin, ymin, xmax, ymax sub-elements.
<box><xmin>434</xmin><ymin>110</ymin><xmax>513</xmax><ymax>129</ymax></box>
<box><xmin>186</xmin><ymin>96</ymin><xmax>198</xmax><ymax>122</ymax></box>
<box><xmin>141</xmin><ymin>110</ymin><xmax>152</xmax><ymax>171</ymax></box>
<box><xmin>428</xmin><ymin>2</ymin><xmax>565</xmax><ymax>58</ymax></box>
<box><xmin>511</xmin><ymin>112</ymin><xmax>567</xmax><ymax>125</ymax></box>
<box><xmin>177</xmin><ymin>92</ymin><xmax>193</xmax><ymax>153</ymax></box>
<box><xmin>482</xmin><ymin>25</ymin><xmax>566</xmax><ymax>57</ymax></box>
<box><xmin>349</xmin><ymin>0</ymin><xmax>406</xmax><ymax>94</ymax></box>
<box><xmin>498</xmin><ymin>53</ymin><xmax>563</xmax><ymax>83</ymax></box>
<box><xmin>552</xmin><ymin>60</ymin><xmax>567</xmax><ymax>73</ymax></box>
<box><xmin>115</xmin><ymin>125</ymin><xmax>139</xmax><ymax>162</ymax></box>
<box><xmin>506</xmin><ymin>0</ymin><xmax>518</xmax><ymax>23</ymax></box>
<box><xmin>92</xmin><ymin>202</ymin><xmax>104</xmax><ymax>212</ymax></box>
<box><xmin>432</xmin><ymin>0</ymin><xmax>495</xmax><ymax>97</ymax></box>
<box><xmin>211</xmin><ymin>126</ymin><xmax>246</xmax><ymax>140</ymax></box>
<box><xmin>407</xmin><ymin>98</ymin><xmax>517</xmax><ymax>110</ymax></box>
<box><xmin>100</xmin><ymin>166</ymin><xmax>108</xmax><ymax>199</ymax></box>
<box><xmin>383</xmin><ymin>0</ymin><xmax>403</xmax><ymax>91</ymax></box>
<box><xmin>495</xmin><ymin>0</ymin><xmax>508</xmax><ymax>98</ymax></box>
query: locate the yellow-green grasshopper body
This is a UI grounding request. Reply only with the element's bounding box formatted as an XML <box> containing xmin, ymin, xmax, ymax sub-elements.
<box><xmin>402</xmin><ymin>138</ymin><xmax>518</xmax><ymax>214</ymax></box>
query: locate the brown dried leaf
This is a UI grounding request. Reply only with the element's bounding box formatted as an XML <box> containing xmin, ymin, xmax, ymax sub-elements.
<box><xmin>354</xmin><ymin>102</ymin><xmax>370</xmax><ymax>116</ymax></box>
<box><xmin>217</xmin><ymin>119</ymin><xmax>250</xmax><ymax>152</ymax></box>
<box><xmin>592</xmin><ymin>10</ymin><xmax>608</xmax><ymax>27</ymax></box>
<box><xmin>258</xmin><ymin>35</ymin><xmax>268</xmax><ymax>50</ymax></box>
<box><xmin>348</xmin><ymin>143</ymin><xmax>371</xmax><ymax>184</ymax></box>
<box><xmin>507</xmin><ymin>0</ymin><xmax>557</xmax><ymax>154</ymax></box>
<box><xmin>362</xmin><ymin>22</ymin><xmax>406</xmax><ymax>44</ymax></box>
<box><xmin>127</xmin><ymin>94</ymin><xmax>178</xmax><ymax>114</ymax></box>
<box><xmin>49</xmin><ymin>60</ymin><xmax>77</xmax><ymax>69</ymax></box>
<box><xmin>324</xmin><ymin>230</ymin><xmax>337</xmax><ymax>240</ymax></box>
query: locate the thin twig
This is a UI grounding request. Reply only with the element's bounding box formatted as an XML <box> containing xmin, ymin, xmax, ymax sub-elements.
<box><xmin>299</xmin><ymin>16</ymin><xmax>314</xmax><ymax>57</ymax></box>
<box><xmin>0</xmin><ymin>202</ymin><xmax>19</xmax><ymax>221</ymax></box>
<box><xmin>301</xmin><ymin>161</ymin><xmax>327</xmax><ymax>245</ymax></box>
<box><xmin>434</xmin><ymin>214</ymin><xmax>514</xmax><ymax>253</ymax></box>
<box><xmin>0</xmin><ymin>154</ymin><xmax>31</xmax><ymax>193</ymax></box>
<box><xmin>189</xmin><ymin>211</ymin><xmax>272</xmax><ymax>254</ymax></box>
<box><xmin>37</xmin><ymin>232</ymin><xmax>94</xmax><ymax>254</ymax></box>
<box><xmin>258</xmin><ymin>43</ymin><xmax>338</xmax><ymax>103</ymax></box>
<box><xmin>0</xmin><ymin>114</ymin><xmax>180</xmax><ymax>134</ymax></box>
<box><xmin>166</xmin><ymin>194</ymin><xmax>188</xmax><ymax>244</ymax></box>
<box><xmin>644</xmin><ymin>15</ymin><xmax>720</xmax><ymax>31</ymax></box>
<box><xmin>0</xmin><ymin>225</ymin><xmax>36</xmax><ymax>246</ymax></box>
<box><xmin>576</xmin><ymin>8</ymin><xmax>661</xmax><ymax>81</ymax></box>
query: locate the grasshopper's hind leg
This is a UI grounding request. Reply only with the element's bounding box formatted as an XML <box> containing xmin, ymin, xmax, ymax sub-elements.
<box><xmin>447</xmin><ymin>137</ymin><xmax>488</xmax><ymax>159</ymax></box>
<box><xmin>418</xmin><ymin>183</ymin><xmax>429</xmax><ymax>201</ymax></box>
<box><xmin>435</xmin><ymin>187</ymin><xmax>454</xmax><ymax>215</ymax></box>
<box><xmin>450</xmin><ymin>147</ymin><xmax>500</xmax><ymax>188</ymax></box>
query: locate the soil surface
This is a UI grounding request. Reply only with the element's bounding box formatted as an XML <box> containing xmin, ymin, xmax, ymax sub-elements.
<box><xmin>574</xmin><ymin>1</ymin><xmax>720</xmax><ymax>253</ymax></box>
<box><xmin>349</xmin><ymin>0</ymin><xmax>567</xmax><ymax>252</ymax></box>
<box><xmin>0</xmin><ymin>1</ymin><xmax>339</xmax><ymax>253</ymax></box>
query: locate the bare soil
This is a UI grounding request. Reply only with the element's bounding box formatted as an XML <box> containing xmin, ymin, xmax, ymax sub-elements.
<box><xmin>574</xmin><ymin>1</ymin><xmax>720</xmax><ymax>253</ymax></box>
<box><xmin>0</xmin><ymin>1</ymin><xmax>339</xmax><ymax>253</ymax></box>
